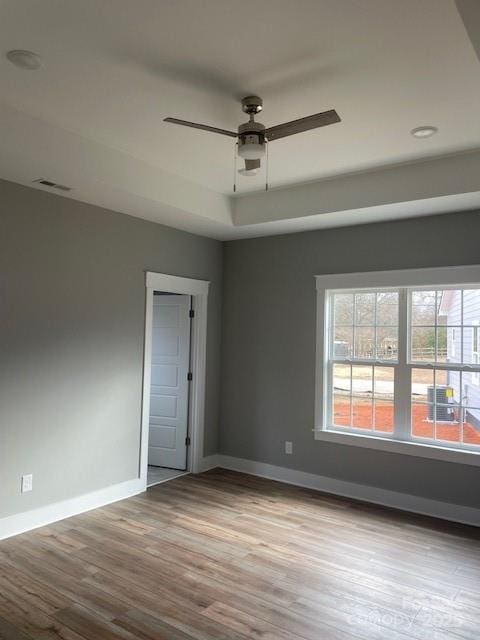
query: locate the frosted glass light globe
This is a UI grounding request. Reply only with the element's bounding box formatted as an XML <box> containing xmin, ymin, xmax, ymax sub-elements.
<box><xmin>238</xmin><ymin>142</ymin><xmax>265</xmax><ymax>160</ymax></box>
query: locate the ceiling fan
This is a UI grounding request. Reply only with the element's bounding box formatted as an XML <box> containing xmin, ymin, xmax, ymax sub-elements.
<box><xmin>164</xmin><ymin>96</ymin><xmax>341</xmax><ymax>185</ymax></box>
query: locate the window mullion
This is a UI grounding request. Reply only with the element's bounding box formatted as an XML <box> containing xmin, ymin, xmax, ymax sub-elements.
<box><xmin>394</xmin><ymin>288</ymin><xmax>410</xmax><ymax>440</ymax></box>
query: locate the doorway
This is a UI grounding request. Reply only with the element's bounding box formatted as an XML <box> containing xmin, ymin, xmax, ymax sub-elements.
<box><xmin>140</xmin><ymin>272</ymin><xmax>209</xmax><ymax>489</ymax></box>
<box><xmin>147</xmin><ymin>292</ymin><xmax>191</xmax><ymax>486</ymax></box>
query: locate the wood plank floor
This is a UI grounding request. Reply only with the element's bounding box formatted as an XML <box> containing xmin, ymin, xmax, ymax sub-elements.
<box><xmin>0</xmin><ymin>468</ymin><xmax>479</xmax><ymax>640</ymax></box>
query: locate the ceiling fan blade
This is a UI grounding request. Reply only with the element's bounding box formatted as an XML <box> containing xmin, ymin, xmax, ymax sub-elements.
<box><xmin>265</xmin><ymin>109</ymin><xmax>341</xmax><ymax>141</ymax></box>
<box><xmin>164</xmin><ymin>117</ymin><xmax>237</xmax><ymax>138</ymax></box>
<box><xmin>245</xmin><ymin>159</ymin><xmax>261</xmax><ymax>170</ymax></box>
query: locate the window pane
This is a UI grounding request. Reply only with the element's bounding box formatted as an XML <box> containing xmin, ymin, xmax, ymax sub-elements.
<box><xmin>462</xmin><ymin>289</ymin><xmax>480</xmax><ymax>367</ymax></box>
<box><xmin>410</xmin><ymin>368</ymin><xmax>480</xmax><ymax>447</ymax></box>
<box><xmin>376</xmin><ymin>291</ymin><xmax>398</xmax><ymax>325</ymax></box>
<box><xmin>410</xmin><ymin>288</ymin><xmax>480</xmax><ymax>366</ymax></box>
<box><xmin>411</xmin><ymin>368</ymin><xmax>461</xmax><ymax>443</ymax></box>
<box><xmin>463</xmin><ymin>289</ymin><xmax>480</xmax><ymax>372</ymax></box>
<box><xmin>411</xmin><ymin>326</ymin><xmax>436</xmax><ymax>362</ymax></box>
<box><xmin>431</xmin><ymin>369</ymin><xmax>459</xmax><ymax>444</ymax></box>
<box><xmin>467</xmin><ymin>324</ymin><xmax>480</xmax><ymax>386</ymax></box>
<box><xmin>411</xmin><ymin>368</ymin><xmax>434</xmax><ymax>440</ymax></box>
<box><xmin>352</xmin><ymin>366</ymin><xmax>373</xmax><ymax>429</ymax></box>
<box><xmin>355</xmin><ymin>292</ymin><xmax>375</xmax><ymax>326</ymax></box>
<box><xmin>331</xmin><ymin>289</ymin><xmax>399</xmax><ymax>364</ymax></box>
<box><xmin>411</xmin><ymin>290</ymin><xmax>436</xmax><ymax>325</ymax></box>
<box><xmin>333</xmin><ymin>293</ymin><xmax>353</xmax><ymax>326</ymax></box>
<box><xmin>463</xmin><ymin>289</ymin><xmax>480</xmax><ymax>319</ymax></box>
<box><xmin>465</xmin><ymin>326</ymin><xmax>478</xmax><ymax>366</ymax></box>
<box><xmin>463</xmin><ymin>408</ymin><xmax>480</xmax><ymax>446</ymax></box>
<box><xmin>334</xmin><ymin>326</ymin><xmax>352</xmax><ymax>359</ymax></box>
<box><xmin>352</xmin><ymin>395</ymin><xmax>373</xmax><ymax>429</ymax></box>
<box><xmin>373</xmin><ymin>367</ymin><xmax>394</xmax><ymax>432</ymax></box>
<box><xmin>430</xmin><ymin>369</ymin><xmax>461</xmax><ymax>430</ymax></box>
<box><xmin>435</xmin><ymin>325</ymin><xmax>446</xmax><ymax>362</ymax></box>
<box><xmin>332</xmin><ymin>364</ymin><xmax>351</xmax><ymax>427</ymax></box>
<box><xmin>351</xmin><ymin>365</ymin><xmax>373</xmax><ymax>393</ymax></box>
<box><xmin>441</xmin><ymin>289</ymin><xmax>461</xmax><ymax>325</ymax></box>
<box><xmin>434</xmin><ymin>420</ymin><xmax>461</xmax><ymax>444</ymax></box>
<box><xmin>330</xmin><ymin>363</ymin><xmax>395</xmax><ymax>433</ymax></box>
<box><xmin>446</xmin><ymin>326</ymin><xmax>461</xmax><ymax>364</ymax></box>
<box><xmin>461</xmin><ymin>371</ymin><xmax>480</xmax><ymax>445</ymax></box>
<box><xmin>462</xmin><ymin>326</ymin><xmax>472</xmax><ymax>366</ymax></box>
<box><xmin>435</xmin><ymin>382</ymin><xmax>459</xmax><ymax>442</ymax></box>
<box><xmin>376</xmin><ymin>326</ymin><xmax>398</xmax><ymax>361</ymax></box>
<box><xmin>333</xmin><ymin>393</ymin><xmax>350</xmax><ymax>426</ymax></box>
<box><xmin>354</xmin><ymin>326</ymin><xmax>375</xmax><ymax>359</ymax></box>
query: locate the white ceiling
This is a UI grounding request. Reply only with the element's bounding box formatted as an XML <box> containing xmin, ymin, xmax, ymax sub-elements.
<box><xmin>1</xmin><ymin>0</ymin><xmax>480</xmax><ymax>239</ymax></box>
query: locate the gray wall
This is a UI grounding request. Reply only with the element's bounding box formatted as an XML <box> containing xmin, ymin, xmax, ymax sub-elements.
<box><xmin>220</xmin><ymin>211</ymin><xmax>480</xmax><ymax>508</ymax></box>
<box><xmin>0</xmin><ymin>179</ymin><xmax>222</xmax><ymax>518</ymax></box>
<box><xmin>2</xmin><ymin>175</ymin><xmax>479</xmax><ymax>521</ymax></box>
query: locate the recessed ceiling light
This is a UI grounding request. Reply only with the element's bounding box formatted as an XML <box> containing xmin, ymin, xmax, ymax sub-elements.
<box><xmin>33</xmin><ymin>178</ymin><xmax>72</xmax><ymax>191</ymax></box>
<box><xmin>6</xmin><ymin>49</ymin><xmax>42</xmax><ymax>70</ymax></box>
<box><xmin>411</xmin><ymin>126</ymin><xmax>438</xmax><ymax>139</ymax></box>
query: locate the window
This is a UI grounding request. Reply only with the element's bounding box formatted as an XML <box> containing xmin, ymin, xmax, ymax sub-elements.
<box><xmin>330</xmin><ymin>290</ymin><xmax>398</xmax><ymax>434</ymax></box>
<box><xmin>315</xmin><ymin>267</ymin><xmax>480</xmax><ymax>464</ymax></box>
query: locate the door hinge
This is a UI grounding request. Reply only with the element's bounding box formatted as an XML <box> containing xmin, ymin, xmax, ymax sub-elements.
<box><xmin>185</xmin><ymin>436</ymin><xmax>191</xmax><ymax>446</ymax></box>
<box><xmin>187</xmin><ymin>372</ymin><xmax>193</xmax><ymax>381</ymax></box>
<box><xmin>189</xmin><ymin>309</ymin><xmax>195</xmax><ymax>318</ymax></box>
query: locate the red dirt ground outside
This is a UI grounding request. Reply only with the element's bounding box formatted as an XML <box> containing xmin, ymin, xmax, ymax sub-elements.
<box><xmin>333</xmin><ymin>403</ymin><xmax>480</xmax><ymax>446</ymax></box>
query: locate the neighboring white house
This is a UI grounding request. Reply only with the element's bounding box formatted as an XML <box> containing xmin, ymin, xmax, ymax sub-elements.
<box><xmin>440</xmin><ymin>289</ymin><xmax>480</xmax><ymax>428</ymax></box>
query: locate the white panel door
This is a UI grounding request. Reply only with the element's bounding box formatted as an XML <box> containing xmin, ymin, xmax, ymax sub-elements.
<box><xmin>148</xmin><ymin>294</ymin><xmax>191</xmax><ymax>469</ymax></box>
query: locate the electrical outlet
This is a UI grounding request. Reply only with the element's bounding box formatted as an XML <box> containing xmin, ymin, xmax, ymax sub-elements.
<box><xmin>285</xmin><ymin>441</ymin><xmax>293</xmax><ymax>454</ymax></box>
<box><xmin>21</xmin><ymin>474</ymin><xmax>33</xmax><ymax>493</ymax></box>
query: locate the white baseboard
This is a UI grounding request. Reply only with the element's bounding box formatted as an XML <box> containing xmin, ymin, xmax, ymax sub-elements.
<box><xmin>0</xmin><ymin>477</ymin><xmax>145</xmax><ymax>541</ymax></box>
<box><xmin>3</xmin><ymin>455</ymin><xmax>477</xmax><ymax>540</ymax></box>
<box><xmin>0</xmin><ymin>454</ymin><xmax>218</xmax><ymax>541</ymax></box>
<box><xmin>217</xmin><ymin>455</ymin><xmax>480</xmax><ymax>527</ymax></box>
<box><xmin>197</xmin><ymin>454</ymin><xmax>219</xmax><ymax>473</ymax></box>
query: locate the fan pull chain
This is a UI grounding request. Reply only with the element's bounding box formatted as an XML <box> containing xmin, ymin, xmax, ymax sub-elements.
<box><xmin>265</xmin><ymin>141</ymin><xmax>269</xmax><ymax>191</ymax></box>
<box><xmin>233</xmin><ymin>142</ymin><xmax>238</xmax><ymax>193</ymax></box>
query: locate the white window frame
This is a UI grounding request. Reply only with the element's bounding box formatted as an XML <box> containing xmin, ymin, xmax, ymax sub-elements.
<box><xmin>314</xmin><ymin>265</ymin><xmax>480</xmax><ymax>467</ymax></box>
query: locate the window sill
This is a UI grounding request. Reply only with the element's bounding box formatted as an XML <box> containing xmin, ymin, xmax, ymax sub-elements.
<box><xmin>313</xmin><ymin>429</ymin><xmax>480</xmax><ymax>467</ymax></box>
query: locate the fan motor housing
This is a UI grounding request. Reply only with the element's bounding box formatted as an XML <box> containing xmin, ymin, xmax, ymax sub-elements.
<box><xmin>239</xmin><ymin>133</ymin><xmax>264</xmax><ymax>149</ymax></box>
<box><xmin>238</xmin><ymin>120</ymin><xmax>266</xmax><ymax>142</ymax></box>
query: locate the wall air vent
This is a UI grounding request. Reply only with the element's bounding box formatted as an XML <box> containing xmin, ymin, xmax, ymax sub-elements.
<box><xmin>33</xmin><ymin>178</ymin><xmax>72</xmax><ymax>192</ymax></box>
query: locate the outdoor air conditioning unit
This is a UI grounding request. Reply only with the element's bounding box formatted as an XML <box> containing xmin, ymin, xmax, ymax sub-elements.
<box><xmin>427</xmin><ymin>385</ymin><xmax>455</xmax><ymax>422</ymax></box>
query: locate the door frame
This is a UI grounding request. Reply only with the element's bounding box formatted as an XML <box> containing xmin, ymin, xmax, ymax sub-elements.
<box><xmin>139</xmin><ymin>271</ymin><xmax>210</xmax><ymax>487</ymax></box>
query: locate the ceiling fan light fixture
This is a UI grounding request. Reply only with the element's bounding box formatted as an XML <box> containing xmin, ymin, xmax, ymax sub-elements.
<box><xmin>238</xmin><ymin>143</ymin><xmax>265</xmax><ymax>160</ymax></box>
<box><xmin>237</xmin><ymin>135</ymin><xmax>266</xmax><ymax>160</ymax></box>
